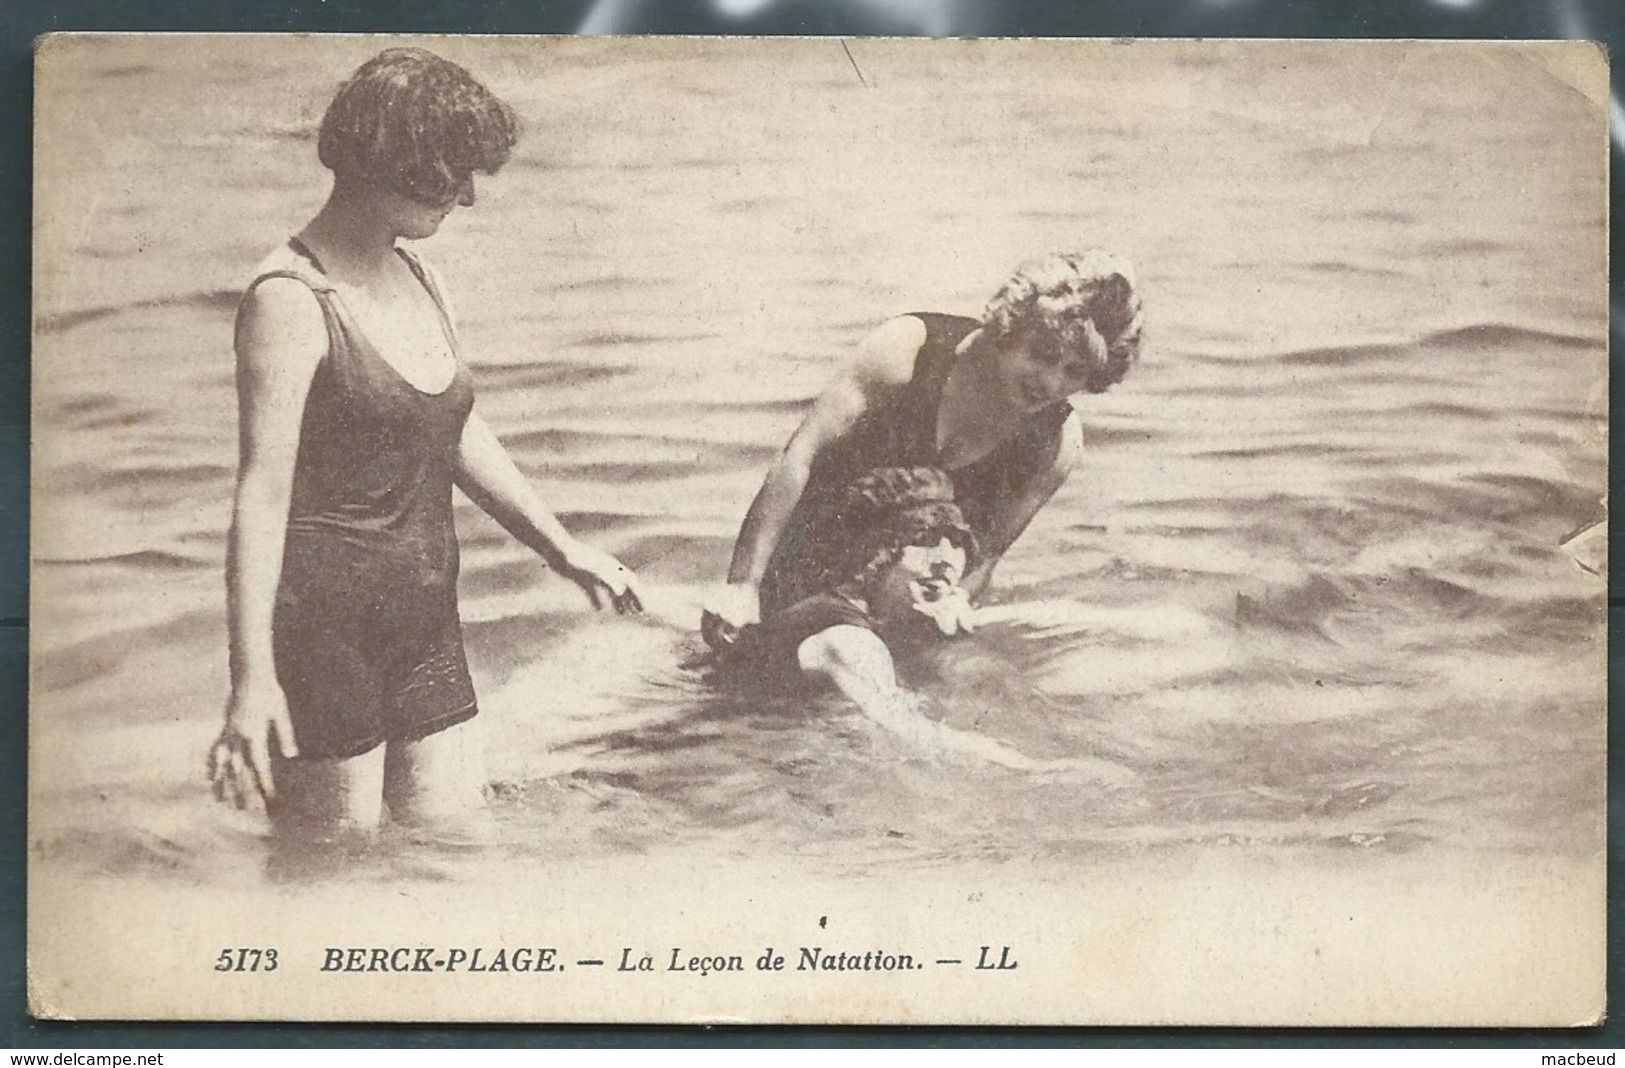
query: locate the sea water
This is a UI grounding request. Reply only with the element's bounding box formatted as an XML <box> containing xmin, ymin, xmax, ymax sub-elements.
<box><xmin>30</xmin><ymin>39</ymin><xmax>1605</xmax><ymax>892</ymax></box>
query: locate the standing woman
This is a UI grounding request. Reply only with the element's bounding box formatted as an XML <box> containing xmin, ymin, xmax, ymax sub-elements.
<box><xmin>210</xmin><ymin>49</ymin><xmax>640</xmax><ymax>834</ymax></box>
<box><xmin>703</xmin><ymin>251</ymin><xmax>1144</xmax><ymax>646</ymax></box>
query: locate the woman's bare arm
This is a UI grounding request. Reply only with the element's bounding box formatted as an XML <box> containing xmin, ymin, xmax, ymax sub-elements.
<box><xmin>722</xmin><ymin>373</ymin><xmax>865</xmax><ymax>584</ymax></box>
<box><xmin>454</xmin><ymin>412</ymin><xmax>640</xmax><ymax>611</ymax></box>
<box><xmin>714</xmin><ymin>317</ymin><xmax>925</xmax><ymax>624</ymax></box>
<box><xmin>796</xmin><ymin>625</ymin><xmax>1038</xmax><ymax>768</ymax></box>
<box><xmin>962</xmin><ymin>410</ymin><xmax>1083</xmax><ymax>600</ymax></box>
<box><xmin>213</xmin><ymin>277</ymin><xmax>327</xmax><ymax>803</ymax></box>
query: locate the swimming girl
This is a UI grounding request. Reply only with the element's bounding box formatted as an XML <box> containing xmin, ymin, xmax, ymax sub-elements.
<box><xmin>209</xmin><ymin>48</ymin><xmax>641</xmax><ymax>835</ymax></box>
<box><xmin>722</xmin><ymin>467</ymin><xmax>1045</xmax><ymax>769</ymax></box>
<box><xmin>702</xmin><ymin>251</ymin><xmax>1144</xmax><ymax>648</ymax></box>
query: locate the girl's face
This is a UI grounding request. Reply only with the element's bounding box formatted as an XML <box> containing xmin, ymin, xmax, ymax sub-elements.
<box><xmin>868</xmin><ymin>536</ymin><xmax>968</xmax><ymax>626</ymax></box>
<box><xmin>373</xmin><ymin>171</ymin><xmax>477</xmax><ymax>240</ymax></box>
<box><xmin>990</xmin><ymin>330</ymin><xmax>1093</xmax><ymax>413</ymax></box>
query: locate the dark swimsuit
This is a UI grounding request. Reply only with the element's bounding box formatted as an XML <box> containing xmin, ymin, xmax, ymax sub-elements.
<box><xmin>724</xmin><ymin>593</ymin><xmax>877</xmax><ymax>692</ymax></box>
<box><xmin>248</xmin><ymin>239</ymin><xmax>478</xmax><ymax>760</ymax></box>
<box><xmin>758</xmin><ymin>313</ymin><xmax>1072</xmax><ymax>615</ymax></box>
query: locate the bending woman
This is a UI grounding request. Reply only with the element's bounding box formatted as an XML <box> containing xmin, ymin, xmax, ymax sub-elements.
<box><xmin>209</xmin><ymin>49</ymin><xmax>641</xmax><ymax>835</ymax></box>
<box><xmin>703</xmin><ymin>251</ymin><xmax>1144</xmax><ymax>647</ymax></box>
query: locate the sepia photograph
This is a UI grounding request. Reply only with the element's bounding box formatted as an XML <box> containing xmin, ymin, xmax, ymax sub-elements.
<box><xmin>27</xmin><ymin>34</ymin><xmax>1608</xmax><ymax>1025</ymax></box>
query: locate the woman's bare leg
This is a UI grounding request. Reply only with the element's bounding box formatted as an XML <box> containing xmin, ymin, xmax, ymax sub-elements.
<box><xmin>262</xmin><ymin>747</ymin><xmax>388</xmax><ymax>879</ymax></box>
<box><xmin>383</xmin><ymin>717</ymin><xmax>489</xmax><ymax>833</ymax></box>
<box><xmin>269</xmin><ymin>746</ymin><xmax>388</xmax><ymax>834</ymax></box>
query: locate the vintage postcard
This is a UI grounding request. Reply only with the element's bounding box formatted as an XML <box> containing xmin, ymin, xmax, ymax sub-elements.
<box><xmin>28</xmin><ymin>35</ymin><xmax>1607</xmax><ymax>1025</ymax></box>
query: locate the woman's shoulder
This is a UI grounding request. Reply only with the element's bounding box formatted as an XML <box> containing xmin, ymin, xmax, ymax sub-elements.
<box><xmin>772</xmin><ymin>592</ymin><xmax>875</xmax><ymax>637</ymax></box>
<box><xmin>243</xmin><ymin>242</ymin><xmax>331</xmax><ymax>297</ymax></box>
<box><xmin>742</xmin><ymin>593</ymin><xmax>878</xmax><ymax>678</ymax></box>
<box><xmin>236</xmin><ymin>245</ymin><xmax>330</xmax><ymax>359</ymax></box>
<box><xmin>711</xmin><ymin>593</ymin><xmax>873</xmax><ymax>691</ymax></box>
<box><xmin>850</xmin><ymin>315</ymin><xmax>932</xmax><ymax>389</ymax></box>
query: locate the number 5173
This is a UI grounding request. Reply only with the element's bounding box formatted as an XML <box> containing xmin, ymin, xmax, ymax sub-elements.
<box><xmin>215</xmin><ymin>948</ymin><xmax>278</xmax><ymax>972</ymax></box>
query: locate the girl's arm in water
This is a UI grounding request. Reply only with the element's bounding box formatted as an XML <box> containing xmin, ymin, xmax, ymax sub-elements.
<box><xmin>213</xmin><ymin>278</ymin><xmax>326</xmax><ymax>805</ymax></box>
<box><xmin>795</xmin><ymin>624</ymin><xmax>1039</xmax><ymax>769</ymax></box>
<box><xmin>709</xmin><ymin>317</ymin><xmax>925</xmax><ymax>634</ymax></box>
<box><xmin>962</xmin><ymin>410</ymin><xmax>1083</xmax><ymax>601</ymax></box>
<box><xmin>454</xmin><ymin>413</ymin><xmax>642</xmax><ymax>612</ymax></box>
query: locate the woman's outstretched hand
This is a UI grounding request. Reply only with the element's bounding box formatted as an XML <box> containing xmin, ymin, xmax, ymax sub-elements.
<box><xmin>209</xmin><ymin>682</ymin><xmax>299</xmax><ymax>809</ymax></box>
<box><xmin>700</xmin><ymin>581</ymin><xmax>761</xmax><ymax>649</ymax></box>
<box><xmin>559</xmin><ymin>543</ymin><xmax>643</xmax><ymax>614</ymax></box>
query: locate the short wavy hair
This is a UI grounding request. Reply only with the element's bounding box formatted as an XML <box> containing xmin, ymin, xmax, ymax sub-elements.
<box><xmin>981</xmin><ymin>250</ymin><xmax>1144</xmax><ymax>394</ymax></box>
<box><xmin>318</xmin><ymin>48</ymin><xmax>519</xmax><ymax>205</ymax></box>
<box><xmin>834</xmin><ymin>468</ymin><xmax>979</xmax><ymax>595</ymax></box>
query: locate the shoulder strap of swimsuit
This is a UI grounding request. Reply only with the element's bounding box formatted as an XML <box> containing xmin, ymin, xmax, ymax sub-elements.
<box><xmin>904</xmin><ymin>313</ymin><xmax>950</xmax><ymax>385</ymax></box>
<box><xmin>242</xmin><ymin>238</ymin><xmax>337</xmax><ymax>302</ymax></box>
<box><xmin>239</xmin><ymin>245</ymin><xmax>341</xmax><ymax>360</ymax></box>
<box><xmin>903</xmin><ymin>313</ymin><xmax>979</xmax><ymax>426</ymax></box>
<box><xmin>393</xmin><ymin>244</ymin><xmax>459</xmax><ymax>342</ymax></box>
<box><xmin>242</xmin><ymin>267</ymin><xmax>333</xmax><ymax>297</ymax></box>
<box><xmin>271</xmin><ymin>237</ymin><xmax>337</xmax><ymax>292</ymax></box>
